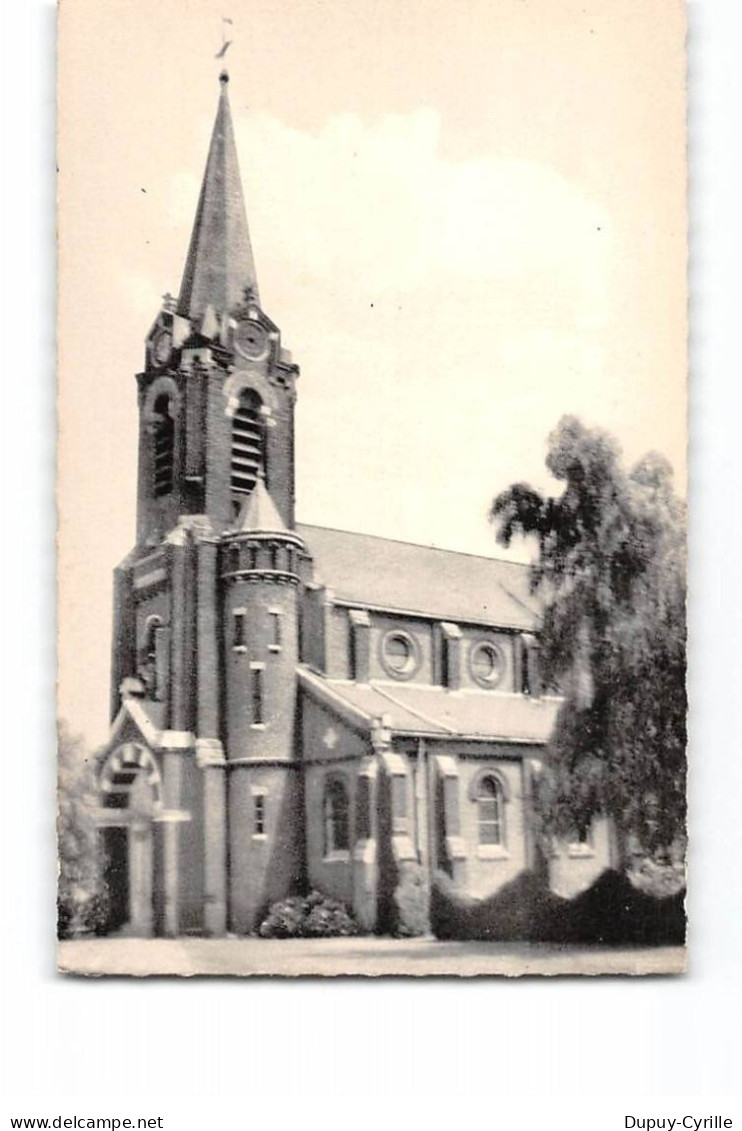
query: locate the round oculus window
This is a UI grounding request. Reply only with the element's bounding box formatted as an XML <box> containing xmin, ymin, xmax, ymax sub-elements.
<box><xmin>469</xmin><ymin>641</ymin><xmax>505</xmax><ymax>688</ymax></box>
<box><xmin>381</xmin><ymin>630</ymin><xmax>420</xmax><ymax>679</ymax></box>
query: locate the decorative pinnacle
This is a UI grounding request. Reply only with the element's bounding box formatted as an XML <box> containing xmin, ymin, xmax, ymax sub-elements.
<box><xmin>219</xmin><ymin>70</ymin><xmax>229</xmax><ymax>85</ymax></box>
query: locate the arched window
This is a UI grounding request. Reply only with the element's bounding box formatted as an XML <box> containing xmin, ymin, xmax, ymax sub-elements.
<box><xmin>153</xmin><ymin>394</ymin><xmax>175</xmax><ymax>498</ymax></box>
<box><xmin>323</xmin><ymin>777</ymin><xmax>350</xmax><ymax>855</ymax></box>
<box><xmin>142</xmin><ymin>616</ymin><xmax>159</xmax><ymax>663</ymax></box>
<box><xmin>231</xmin><ymin>388</ymin><xmax>265</xmax><ymax>500</ymax></box>
<box><xmin>138</xmin><ymin>615</ymin><xmax>162</xmax><ymax>696</ymax></box>
<box><xmin>477</xmin><ymin>775</ymin><xmax>505</xmax><ymax>846</ymax></box>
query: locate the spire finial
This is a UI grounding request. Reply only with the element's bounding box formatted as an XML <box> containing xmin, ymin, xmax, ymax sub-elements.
<box><xmin>219</xmin><ymin>70</ymin><xmax>229</xmax><ymax>85</ymax></box>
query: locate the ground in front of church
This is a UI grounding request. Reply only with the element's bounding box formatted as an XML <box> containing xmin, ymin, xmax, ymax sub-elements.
<box><xmin>58</xmin><ymin>936</ymin><xmax>686</xmax><ymax>977</ymax></box>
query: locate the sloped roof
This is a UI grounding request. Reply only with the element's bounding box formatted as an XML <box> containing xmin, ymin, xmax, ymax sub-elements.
<box><xmin>299</xmin><ymin>668</ymin><xmax>559</xmax><ymax>744</ymax></box>
<box><xmin>107</xmin><ymin>696</ymin><xmax>193</xmax><ymax>753</ymax></box>
<box><xmin>297</xmin><ymin>524</ymin><xmax>540</xmax><ymax>630</ymax></box>
<box><xmin>177</xmin><ymin>73</ymin><xmax>259</xmax><ymax>320</ymax></box>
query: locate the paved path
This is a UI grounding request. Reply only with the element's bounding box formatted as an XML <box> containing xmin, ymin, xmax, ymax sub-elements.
<box><xmin>58</xmin><ymin>936</ymin><xmax>685</xmax><ymax>977</ymax></box>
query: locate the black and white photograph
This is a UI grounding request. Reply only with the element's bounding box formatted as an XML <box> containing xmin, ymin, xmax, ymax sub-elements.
<box><xmin>54</xmin><ymin>0</ymin><xmax>689</xmax><ymax>977</ymax></box>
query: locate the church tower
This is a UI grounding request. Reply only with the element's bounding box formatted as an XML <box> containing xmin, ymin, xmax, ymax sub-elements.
<box><xmin>135</xmin><ymin>70</ymin><xmax>298</xmax><ymax>546</ymax></box>
<box><xmin>104</xmin><ymin>72</ymin><xmax>306</xmax><ymax>937</ymax></box>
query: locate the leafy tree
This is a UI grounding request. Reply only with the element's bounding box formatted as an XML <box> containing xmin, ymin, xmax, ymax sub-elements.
<box><xmin>491</xmin><ymin>415</ymin><xmax>686</xmax><ymax>858</ymax></box>
<box><xmin>57</xmin><ymin>723</ymin><xmax>108</xmax><ymax>938</ymax></box>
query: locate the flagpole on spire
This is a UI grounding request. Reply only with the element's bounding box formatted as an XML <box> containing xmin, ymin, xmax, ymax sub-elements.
<box><xmin>216</xmin><ymin>16</ymin><xmax>233</xmax><ymax>61</ymax></box>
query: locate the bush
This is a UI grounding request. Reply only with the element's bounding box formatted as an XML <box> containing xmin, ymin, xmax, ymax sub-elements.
<box><xmin>556</xmin><ymin>869</ymin><xmax>686</xmax><ymax>946</ymax></box>
<box><xmin>431</xmin><ymin>868</ymin><xmax>564</xmax><ymax>943</ymax></box>
<box><xmin>628</xmin><ymin>852</ymin><xmax>686</xmax><ymax>899</ymax></box>
<box><xmin>259</xmin><ymin>890</ymin><xmax>359</xmax><ymax>939</ymax></box>
<box><xmin>58</xmin><ymin>724</ymin><xmax>108</xmax><ymax>940</ymax></box>
<box><xmin>257</xmin><ymin>895</ymin><xmax>308</xmax><ymax>939</ymax></box>
<box><xmin>430</xmin><ymin>867</ymin><xmax>686</xmax><ymax>946</ymax></box>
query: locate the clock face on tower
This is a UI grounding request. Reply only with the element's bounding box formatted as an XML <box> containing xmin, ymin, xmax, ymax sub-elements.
<box><xmin>153</xmin><ymin>329</ymin><xmax>172</xmax><ymax>366</ymax></box>
<box><xmin>234</xmin><ymin>320</ymin><xmax>269</xmax><ymax>360</ymax></box>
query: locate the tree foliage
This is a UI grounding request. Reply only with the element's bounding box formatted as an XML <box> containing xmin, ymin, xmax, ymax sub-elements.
<box><xmin>57</xmin><ymin>723</ymin><xmax>108</xmax><ymax>938</ymax></box>
<box><xmin>491</xmin><ymin>416</ymin><xmax>686</xmax><ymax>855</ymax></box>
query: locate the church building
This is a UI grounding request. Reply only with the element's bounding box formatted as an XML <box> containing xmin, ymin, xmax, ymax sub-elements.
<box><xmin>98</xmin><ymin>73</ymin><xmax>612</xmax><ymax>937</ymax></box>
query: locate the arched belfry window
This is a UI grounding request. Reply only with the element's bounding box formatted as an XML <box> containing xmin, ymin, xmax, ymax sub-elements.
<box><xmin>323</xmin><ymin>776</ymin><xmax>350</xmax><ymax>855</ymax></box>
<box><xmin>152</xmin><ymin>393</ymin><xmax>175</xmax><ymax>498</ymax></box>
<box><xmin>476</xmin><ymin>775</ymin><xmax>505</xmax><ymax>846</ymax></box>
<box><xmin>231</xmin><ymin>389</ymin><xmax>265</xmax><ymax>500</ymax></box>
<box><xmin>138</xmin><ymin>615</ymin><xmax>169</xmax><ymax>701</ymax></box>
<box><xmin>141</xmin><ymin>615</ymin><xmax>161</xmax><ymax>671</ymax></box>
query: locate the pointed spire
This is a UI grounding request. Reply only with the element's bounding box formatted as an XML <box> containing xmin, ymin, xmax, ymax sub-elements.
<box><xmin>177</xmin><ymin>72</ymin><xmax>259</xmax><ymax>321</ymax></box>
<box><xmin>234</xmin><ymin>478</ymin><xmax>288</xmax><ymax>535</ymax></box>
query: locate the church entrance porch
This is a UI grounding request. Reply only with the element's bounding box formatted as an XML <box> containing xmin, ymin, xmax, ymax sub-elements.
<box><xmin>95</xmin><ymin>742</ymin><xmax>189</xmax><ymax>938</ymax></box>
<box><xmin>100</xmin><ymin>819</ymin><xmax>154</xmax><ymax>937</ymax></box>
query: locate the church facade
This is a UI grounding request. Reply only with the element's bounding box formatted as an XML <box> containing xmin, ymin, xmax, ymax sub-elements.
<box><xmin>98</xmin><ymin>73</ymin><xmax>612</xmax><ymax>938</ymax></box>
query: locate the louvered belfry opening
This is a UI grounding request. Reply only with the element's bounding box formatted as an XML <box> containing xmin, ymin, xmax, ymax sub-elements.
<box><xmin>231</xmin><ymin>389</ymin><xmax>265</xmax><ymax>501</ymax></box>
<box><xmin>153</xmin><ymin>394</ymin><xmax>175</xmax><ymax>498</ymax></box>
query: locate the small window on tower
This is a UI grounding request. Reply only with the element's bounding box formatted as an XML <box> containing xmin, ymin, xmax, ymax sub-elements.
<box><xmin>253</xmin><ymin>794</ymin><xmax>266</xmax><ymax>837</ymax></box>
<box><xmin>233</xmin><ymin>610</ymin><xmax>246</xmax><ymax>650</ymax></box>
<box><xmin>152</xmin><ymin>394</ymin><xmax>175</xmax><ymax>498</ymax></box>
<box><xmin>521</xmin><ymin>641</ymin><xmax>531</xmax><ymax>696</ymax></box>
<box><xmin>269</xmin><ymin>609</ymin><xmax>282</xmax><ymax>652</ymax></box>
<box><xmin>251</xmin><ymin>664</ymin><xmax>265</xmax><ymax>726</ymax></box>
<box><xmin>228</xmin><ymin>543</ymin><xmax>240</xmax><ymax>574</ymax></box>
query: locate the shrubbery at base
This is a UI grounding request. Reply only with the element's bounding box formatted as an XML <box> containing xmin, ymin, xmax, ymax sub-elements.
<box><xmin>258</xmin><ymin>890</ymin><xmax>359</xmax><ymax>939</ymax></box>
<box><xmin>431</xmin><ymin>868</ymin><xmax>686</xmax><ymax>946</ymax></box>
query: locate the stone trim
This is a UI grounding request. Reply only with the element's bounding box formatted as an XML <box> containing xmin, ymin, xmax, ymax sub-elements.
<box><xmin>332</xmin><ymin>597</ymin><xmax>536</xmax><ymax>634</ymax></box>
<box><xmin>225</xmin><ymin>758</ymin><xmax>301</xmax><ymax>769</ymax></box>
<box><xmin>91</xmin><ymin>807</ymin><xmax>191</xmax><ymax>827</ymax></box>
<box><xmin>467</xmin><ymin>765</ymin><xmax>512</xmax><ymax>803</ymax></box>
<box><xmin>222</xmin><ymin>370</ymin><xmax>277</xmax><ymax>418</ymax></box>
<box><xmin>108</xmin><ymin>698</ymin><xmax>194</xmax><ymax>756</ymax></box>
<box><xmin>477</xmin><ymin>844</ymin><xmax>510</xmax><ymax>860</ymax></box>
<box><xmin>445</xmin><ymin>835</ymin><xmax>468</xmax><ymax>860</ymax></box>
<box><xmin>195</xmin><ymin>738</ymin><xmax>226</xmax><ymax>767</ymax></box>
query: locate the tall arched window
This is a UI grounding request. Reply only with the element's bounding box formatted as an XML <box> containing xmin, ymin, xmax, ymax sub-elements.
<box><xmin>152</xmin><ymin>394</ymin><xmax>175</xmax><ymax>498</ymax></box>
<box><xmin>323</xmin><ymin>777</ymin><xmax>350</xmax><ymax>855</ymax></box>
<box><xmin>477</xmin><ymin>775</ymin><xmax>505</xmax><ymax>846</ymax></box>
<box><xmin>138</xmin><ymin>615</ymin><xmax>165</xmax><ymax>699</ymax></box>
<box><xmin>231</xmin><ymin>389</ymin><xmax>265</xmax><ymax>501</ymax></box>
<box><xmin>141</xmin><ymin>616</ymin><xmax>160</xmax><ymax>667</ymax></box>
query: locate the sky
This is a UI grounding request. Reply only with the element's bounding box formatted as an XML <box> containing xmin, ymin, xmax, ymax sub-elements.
<box><xmin>57</xmin><ymin>0</ymin><xmax>687</xmax><ymax>748</ymax></box>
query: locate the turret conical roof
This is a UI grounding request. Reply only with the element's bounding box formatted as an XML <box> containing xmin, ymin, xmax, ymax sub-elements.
<box><xmin>234</xmin><ymin>478</ymin><xmax>288</xmax><ymax>535</ymax></box>
<box><xmin>177</xmin><ymin>72</ymin><xmax>259</xmax><ymax>320</ymax></box>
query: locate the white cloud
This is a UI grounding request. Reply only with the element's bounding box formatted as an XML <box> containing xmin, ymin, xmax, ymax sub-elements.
<box><xmin>232</xmin><ymin>108</ymin><xmax>611</xmax><ymax>312</ymax></box>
